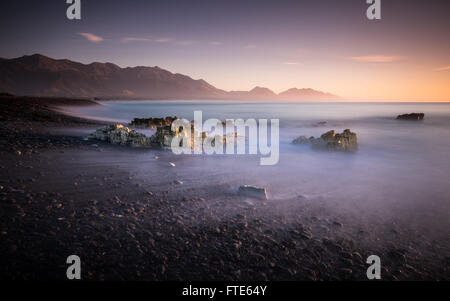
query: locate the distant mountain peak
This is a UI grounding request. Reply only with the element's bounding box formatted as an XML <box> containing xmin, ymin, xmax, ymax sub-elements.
<box><xmin>249</xmin><ymin>86</ymin><xmax>276</xmax><ymax>95</ymax></box>
<box><xmin>21</xmin><ymin>53</ymin><xmax>52</xmax><ymax>63</ymax></box>
<box><xmin>278</xmin><ymin>87</ymin><xmax>339</xmax><ymax>100</ymax></box>
<box><xmin>26</xmin><ymin>53</ymin><xmax>48</xmax><ymax>59</ymax></box>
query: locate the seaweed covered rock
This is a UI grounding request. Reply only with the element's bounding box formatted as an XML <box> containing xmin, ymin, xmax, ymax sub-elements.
<box><xmin>396</xmin><ymin>113</ymin><xmax>424</xmax><ymax>121</ymax></box>
<box><xmin>292</xmin><ymin>129</ymin><xmax>358</xmax><ymax>152</ymax></box>
<box><xmin>88</xmin><ymin>124</ymin><xmax>151</xmax><ymax>147</ymax></box>
<box><xmin>130</xmin><ymin>116</ymin><xmax>178</xmax><ymax>128</ymax></box>
<box><xmin>313</xmin><ymin>129</ymin><xmax>358</xmax><ymax>151</ymax></box>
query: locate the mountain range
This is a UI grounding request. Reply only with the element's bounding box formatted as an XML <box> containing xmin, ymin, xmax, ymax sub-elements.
<box><xmin>0</xmin><ymin>54</ymin><xmax>339</xmax><ymax>101</ymax></box>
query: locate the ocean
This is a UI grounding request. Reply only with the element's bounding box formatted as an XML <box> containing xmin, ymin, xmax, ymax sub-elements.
<box><xmin>66</xmin><ymin>101</ymin><xmax>450</xmax><ymax>251</ymax></box>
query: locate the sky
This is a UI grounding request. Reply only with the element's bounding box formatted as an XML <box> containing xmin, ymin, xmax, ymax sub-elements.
<box><xmin>0</xmin><ymin>0</ymin><xmax>450</xmax><ymax>101</ymax></box>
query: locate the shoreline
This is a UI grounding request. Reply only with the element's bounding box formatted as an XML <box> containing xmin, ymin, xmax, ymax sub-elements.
<box><xmin>0</xmin><ymin>96</ymin><xmax>448</xmax><ymax>280</ymax></box>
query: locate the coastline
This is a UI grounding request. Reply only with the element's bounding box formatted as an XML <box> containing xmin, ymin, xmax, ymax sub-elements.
<box><xmin>0</xmin><ymin>96</ymin><xmax>448</xmax><ymax>280</ymax></box>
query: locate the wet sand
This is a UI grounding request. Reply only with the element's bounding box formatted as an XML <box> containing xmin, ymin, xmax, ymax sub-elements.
<box><xmin>0</xmin><ymin>96</ymin><xmax>448</xmax><ymax>280</ymax></box>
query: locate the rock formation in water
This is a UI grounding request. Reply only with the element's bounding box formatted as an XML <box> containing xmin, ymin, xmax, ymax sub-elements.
<box><xmin>88</xmin><ymin>124</ymin><xmax>151</xmax><ymax>147</ymax></box>
<box><xmin>130</xmin><ymin>116</ymin><xmax>178</xmax><ymax>128</ymax></box>
<box><xmin>150</xmin><ymin>125</ymin><xmax>179</xmax><ymax>148</ymax></box>
<box><xmin>292</xmin><ymin>129</ymin><xmax>358</xmax><ymax>152</ymax></box>
<box><xmin>90</xmin><ymin>117</ymin><xmax>240</xmax><ymax>150</ymax></box>
<box><xmin>149</xmin><ymin>121</ymin><xmax>209</xmax><ymax>150</ymax></box>
<box><xmin>292</xmin><ymin>136</ymin><xmax>315</xmax><ymax>145</ymax></box>
<box><xmin>396</xmin><ymin>113</ymin><xmax>425</xmax><ymax>120</ymax></box>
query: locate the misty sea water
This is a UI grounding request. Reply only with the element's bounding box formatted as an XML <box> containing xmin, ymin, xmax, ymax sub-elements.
<box><xmin>65</xmin><ymin>100</ymin><xmax>450</xmax><ymax>259</ymax></box>
<box><xmin>70</xmin><ymin>100</ymin><xmax>450</xmax><ymax>154</ymax></box>
<box><xmin>73</xmin><ymin>101</ymin><xmax>450</xmax><ymax>124</ymax></box>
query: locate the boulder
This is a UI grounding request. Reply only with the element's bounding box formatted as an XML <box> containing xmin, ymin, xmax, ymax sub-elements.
<box><xmin>150</xmin><ymin>123</ymin><xmax>205</xmax><ymax>149</ymax></box>
<box><xmin>292</xmin><ymin>135</ymin><xmax>314</xmax><ymax>145</ymax></box>
<box><xmin>292</xmin><ymin>129</ymin><xmax>358</xmax><ymax>152</ymax></box>
<box><xmin>396</xmin><ymin>113</ymin><xmax>425</xmax><ymax>120</ymax></box>
<box><xmin>238</xmin><ymin>185</ymin><xmax>268</xmax><ymax>200</ymax></box>
<box><xmin>150</xmin><ymin>125</ymin><xmax>177</xmax><ymax>148</ymax></box>
<box><xmin>130</xmin><ymin>116</ymin><xmax>178</xmax><ymax>128</ymax></box>
<box><xmin>88</xmin><ymin>124</ymin><xmax>151</xmax><ymax>147</ymax></box>
<box><xmin>315</xmin><ymin>129</ymin><xmax>358</xmax><ymax>151</ymax></box>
